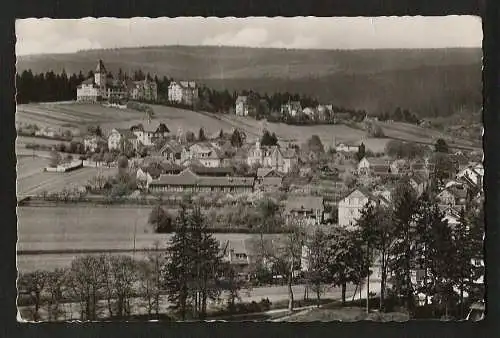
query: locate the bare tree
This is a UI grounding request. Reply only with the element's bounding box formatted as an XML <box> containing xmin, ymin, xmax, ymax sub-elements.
<box><xmin>45</xmin><ymin>268</ymin><xmax>67</xmax><ymax>321</ymax></box>
<box><xmin>18</xmin><ymin>270</ymin><xmax>48</xmax><ymax>321</ymax></box>
<box><xmin>108</xmin><ymin>255</ymin><xmax>138</xmax><ymax>318</ymax></box>
<box><xmin>67</xmin><ymin>255</ymin><xmax>106</xmax><ymax>320</ymax></box>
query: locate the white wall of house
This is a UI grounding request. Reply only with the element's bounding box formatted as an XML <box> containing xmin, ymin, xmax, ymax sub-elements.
<box><xmin>338</xmin><ymin>190</ymin><xmax>369</xmax><ymax>228</ymax></box>
<box><xmin>108</xmin><ymin>131</ymin><xmax>122</xmax><ymax>150</ymax></box>
<box><xmin>77</xmin><ymin>84</ymin><xmax>99</xmax><ymax>102</ymax></box>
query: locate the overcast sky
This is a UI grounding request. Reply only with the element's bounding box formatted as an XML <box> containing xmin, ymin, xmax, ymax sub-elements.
<box><xmin>16</xmin><ymin>16</ymin><xmax>482</xmax><ymax>56</ymax></box>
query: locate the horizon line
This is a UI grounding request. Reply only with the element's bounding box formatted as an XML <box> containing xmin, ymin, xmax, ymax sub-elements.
<box><xmin>17</xmin><ymin>44</ymin><xmax>482</xmax><ymax>57</ymax></box>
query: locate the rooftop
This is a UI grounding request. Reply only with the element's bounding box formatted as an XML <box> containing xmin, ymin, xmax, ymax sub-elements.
<box><xmin>149</xmin><ymin>168</ymin><xmax>254</xmax><ymax>187</ymax></box>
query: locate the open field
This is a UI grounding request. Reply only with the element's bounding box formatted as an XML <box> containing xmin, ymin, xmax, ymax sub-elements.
<box><xmin>16</xmin><ymin>156</ymin><xmax>116</xmax><ymax>196</ymax></box>
<box><xmin>380</xmin><ymin>121</ymin><xmax>481</xmax><ymax>149</ymax></box>
<box><xmin>17</xmin><ymin>205</ymin><xmax>276</xmax><ymax>252</ymax></box>
<box><xmin>17</xmin><ymin>205</ymin><xmax>279</xmax><ymax>272</ymax></box>
<box><xmin>15</xmin><ymin>103</ymin><xmax>480</xmax><ymax>155</ymax></box>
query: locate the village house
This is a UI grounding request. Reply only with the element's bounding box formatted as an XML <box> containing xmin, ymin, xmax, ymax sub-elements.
<box><xmin>235</xmin><ymin>96</ymin><xmax>250</xmax><ymax>116</ymax></box>
<box><xmin>107</xmin><ymin>128</ymin><xmax>140</xmax><ymax>151</ymax></box>
<box><xmin>436</xmin><ymin>186</ymin><xmax>468</xmax><ymax>207</ymax></box>
<box><xmin>220</xmin><ymin>239</ymin><xmax>252</xmax><ymax>277</ymax></box>
<box><xmin>256</xmin><ymin>168</ymin><xmax>283</xmax><ymax>192</ymax></box>
<box><xmin>302</xmin><ymin>107</ymin><xmax>317</xmax><ymax>120</ymax></box>
<box><xmin>456</xmin><ymin>164</ymin><xmax>483</xmax><ymax>187</ymax></box>
<box><xmin>281</xmin><ymin>101</ymin><xmax>302</xmax><ymax>117</ymax></box>
<box><xmin>337</xmin><ymin>188</ymin><xmax>389</xmax><ymax>229</ymax></box>
<box><xmin>357</xmin><ymin>156</ymin><xmax>392</xmax><ymax>176</ymax></box>
<box><xmin>408</xmin><ymin>173</ymin><xmax>427</xmax><ymax>196</ymax></box>
<box><xmin>181</xmin><ymin>143</ymin><xmax>224</xmax><ymax>168</ymax></box>
<box><xmin>316</xmin><ymin>104</ymin><xmax>333</xmax><ymax>121</ymax></box>
<box><xmin>131</xmin><ymin>124</ymin><xmax>170</xmax><ymax>147</ymax></box>
<box><xmin>284</xmin><ymin>196</ymin><xmax>324</xmax><ymax>226</ymax></box>
<box><xmin>136</xmin><ymin>167</ymin><xmax>154</xmax><ymax>190</ymax></box>
<box><xmin>390</xmin><ymin>159</ymin><xmax>411</xmax><ymax>176</ymax></box>
<box><xmin>128</xmin><ymin>78</ymin><xmax>158</xmax><ymax>102</ymax></box>
<box><xmin>83</xmin><ymin>135</ymin><xmax>107</xmax><ymax>152</ymax></box>
<box><xmin>335</xmin><ymin>143</ymin><xmax>359</xmax><ymax>153</ymax></box>
<box><xmin>168</xmin><ymin>81</ymin><xmax>199</xmax><ymax>106</ymax></box>
<box><xmin>440</xmin><ymin>205</ymin><xmax>462</xmax><ymax>228</ymax></box>
<box><xmin>34</xmin><ymin>126</ymin><xmax>57</xmax><ymax>138</ymax></box>
<box><xmin>159</xmin><ymin>142</ymin><xmax>184</xmax><ymax>164</ymax></box>
<box><xmin>246</xmin><ymin>141</ymin><xmax>298</xmax><ymax>173</ymax></box>
<box><xmin>148</xmin><ymin>168</ymin><xmax>254</xmax><ymax>194</ymax></box>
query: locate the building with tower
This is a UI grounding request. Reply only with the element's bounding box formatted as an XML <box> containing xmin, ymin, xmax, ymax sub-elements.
<box><xmin>77</xmin><ymin>59</ymin><xmax>158</xmax><ymax>103</ymax></box>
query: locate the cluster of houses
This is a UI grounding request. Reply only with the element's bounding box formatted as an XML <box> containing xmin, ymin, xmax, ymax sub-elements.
<box><xmin>216</xmin><ymin>158</ymin><xmax>484</xmax><ymax>283</ymax></box>
<box><xmin>235</xmin><ymin>95</ymin><xmax>350</xmax><ymax>122</ymax></box>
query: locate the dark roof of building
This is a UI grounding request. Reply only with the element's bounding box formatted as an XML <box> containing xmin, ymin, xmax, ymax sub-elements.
<box><xmin>284</xmin><ymin>196</ymin><xmax>324</xmax><ymax>214</ymax></box>
<box><xmin>342</xmin><ymin>187</ymin><xmax>389</xmax><ymax>205</ymax></box>
<box><xmin>257</xmin><ymin>167</ymin><xmax>280</xmax><ymax>178</ymax></box>
<box><xmin>191</xmin><ymin>166</ymin><xmax>234</xmax><ymax>176</ymax></box>
<box><xmin>81</xmin><ymin>77</ymin><xmax>95</xmax><ymax>85</ymax></box>
<box><xmin>161</xmin><ymin>162</ymin><xmax>184</xmax><ymax>173</ymax></box>
<box><xmin>363</xmin><ymin>157</ymin><xmax>391</xmax><ymax>166</ymax></box>
<box><xmin>159</xmin><ymin>142</ymin><xmax>184</xmax><ymax>155</ymax></box>
<box><xmin>261</xmin><ymin>177</ymin><xmax>283</xmax><ymax>186</ymax></box>
<box><xmin>178</xmin><ymin>81</ymin><xmax>197</xmax><ymax>89</ymax></box>
<box><xmin>149</xmin><ymin>168</ymin><xmax>254</xmax><ymax>187</ymax></box>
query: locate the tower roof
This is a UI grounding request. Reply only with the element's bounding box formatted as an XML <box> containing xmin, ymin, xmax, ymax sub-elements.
<box><xmin>96</xmin><ymin>59</ymin><xmax>106</xmax><ymax>73</ymax></box>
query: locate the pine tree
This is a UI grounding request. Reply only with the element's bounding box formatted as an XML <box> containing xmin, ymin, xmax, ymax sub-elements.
<box><xmin>164</xmin><ymin>205</ymin><xmax>191</xmax><ymax>320</ymax></box>
<box><xmin>198</xmin><ymin>128</ymin><xmax>207</xmax><ymax>142</ymax></box>
<box><xmin>452</xmin><ymin>207</ymin><xmax>475</xmax><ymax>318</ymax></box>
<box><xmin>389</xmin><ymin>180</ymin><xmax>419</xmax><ymax>312</ymax></box>
<box><xmin>357</xmin><ymin>143</ymin><xmax>366</xmax><ymax>162</ymax></box>
<box><xmin>358</xmin><ymin>202</ymin><xmax>394</xmax><ymax>311</ymax></box>
<box><xmin>187</xmin><ymin>207</ymin><xmax>221</xmax><ymax>319</ymax></box>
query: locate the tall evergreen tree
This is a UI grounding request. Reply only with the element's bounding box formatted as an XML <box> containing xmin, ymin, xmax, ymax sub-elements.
<box><xmin>188</xmin><ymin>207</ymin><xmax>222</xmax><ymax>319</ymax></box>
<box><xmin>389</xmin><ymin>180</ymin><xmax>419</xmax><ymax>312</ymax></box>
<box><xmin>164</xmin><ymin>205</ymin><xmax>191</xmax><ymax>320</ymax></box>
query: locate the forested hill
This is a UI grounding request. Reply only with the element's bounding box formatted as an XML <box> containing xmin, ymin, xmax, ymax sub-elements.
<box><xmin>16</xmin><ymin>46</ymin><xmax>482</xmax><ymax>117</ymax></box>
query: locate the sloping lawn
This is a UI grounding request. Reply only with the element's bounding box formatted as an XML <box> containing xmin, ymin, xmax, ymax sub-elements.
<box><xmin>284</xmin><ymin>307</ymin><xmax>409</xmax><ymax>322</ymax></box>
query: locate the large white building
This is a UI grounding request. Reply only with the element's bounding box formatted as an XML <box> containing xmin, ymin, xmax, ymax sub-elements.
<box><xmin>338</xmin><ymin>188</ymin><xmax>390</xmax><ymax>229</ymax></box>
<box><xmin>168</xmin><ymin>81</ymin><xmax>198</xmax><ymax>106</ymax></box>
<box><xmin>77</xmin><ymin>60</ymin><xmax>158</xmax><ymax>103</ymax></box>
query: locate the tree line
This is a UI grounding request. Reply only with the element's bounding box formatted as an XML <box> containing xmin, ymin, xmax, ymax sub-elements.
<box><xmin>16</xmin><ymin>68</ymin><xmax>375</xmax><ymax>125</ymax></box>
<box><xmin>302</xmin><ymin>179</ymin><xmax>484</xmax><ymax>318</ymax></box>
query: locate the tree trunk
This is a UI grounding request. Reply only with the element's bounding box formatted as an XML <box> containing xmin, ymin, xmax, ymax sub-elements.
<box><xmin>288</xmin><ymin>257</ymin><xmax>295</xmax><ymax>312</ymax></box>
<box><xmin>380</xmin><ymin>252</ymin><xmax>386</xmax><ymax>311</ymax></box>
<box><xmin>460</xmin><ymin>281</ymin><xmax>464</xmax><ymax>319</ymax></box>
<box><xmin>341</xmin><ymin>282</ymin><xmax>347</xmax><ymax>306</ymax></box>
<box><xmin>34</xmin><ymin>292</ymin><xmax>40</xmax><ymax>322</ymax></box>
<box><xmin>316</xmin><ymin>285</ymin><xmax>321</xmax><ymax>307</ymax></box>
<box><xmin>201</xmin><ymin>290</ymin><xmax>208</xmax><ymax>320</ymax></box>
<box><xmin>352</xmin><ymin>284</ymin><xmax>358</xmax><ymax>303</ymax></box>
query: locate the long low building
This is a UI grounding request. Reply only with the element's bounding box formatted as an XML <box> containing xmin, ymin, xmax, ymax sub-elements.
<box><xmin>148</xmin><ymin>168</ymin><xmax>255</xmax><ymax>193</ymax></box>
